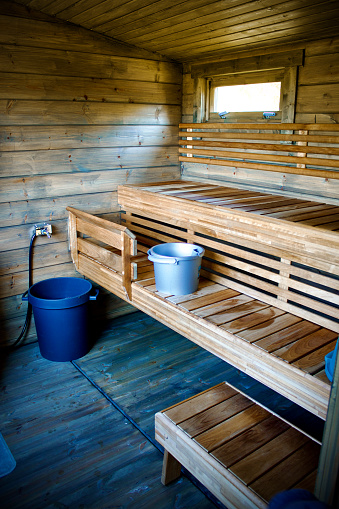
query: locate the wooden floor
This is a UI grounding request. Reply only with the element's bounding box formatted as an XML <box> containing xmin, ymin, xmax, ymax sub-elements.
<box><xmin>0</xmin><ymin>311</ymin><xmax>324</xmax><ymax>509</ymax></box>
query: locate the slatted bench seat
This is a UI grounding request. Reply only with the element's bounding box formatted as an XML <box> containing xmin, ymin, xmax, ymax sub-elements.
<box><xmin>155</xmin><ymin>382</ymin><xmax>321</xmax><ymax>509</ymax></box>
<box><xmin>66</xmin><ymin>178</ymin><xmax>338</xmax><ymax>420</ymax></box>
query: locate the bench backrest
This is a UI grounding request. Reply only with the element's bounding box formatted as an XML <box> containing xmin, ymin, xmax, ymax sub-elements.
<box><xmin>179</xmin><ymin>123</ymin><xmax>339</xmax><ymax>181</ymax></box>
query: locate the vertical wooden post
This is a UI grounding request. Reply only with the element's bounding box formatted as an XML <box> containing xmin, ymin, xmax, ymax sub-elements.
<box><xmin>193</xmin><ymin>77</ymin><xmax>207</xmax><ymax>123</ymax></box>
<box><xmin>281</xmin><ymin>66</ymin><xmax>298</xmax><ymax>123</ymax></box>
<box><xmin>68</xmin><ymin>210</ymin><xmax>79</xmax><ymax>270</ymax></box>
<box><xmin>296</xmin><ymin>129</ymin><xmax>308</xmax><ymax>170</ymax></box>
<box><xmin>277</xmin><ymin>258</ymin><xmax>291</xmax><ymax>303</ymax></box>
<box><xmin>121</xmin><ymin>231</ymin><xmax>132</xmax><ymax>301</ymax></box>
<box><xmin>314</xmin><ymin>346</ymin><xmax>339</xmax><ymax>507</ymax></box>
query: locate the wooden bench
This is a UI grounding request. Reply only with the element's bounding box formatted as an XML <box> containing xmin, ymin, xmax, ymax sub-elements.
<box><xmin>155</xmin><ymin>382</ymin><xmax>321</xmax><ymax>509</ymax></box>
<box><xmin>66</xmin><ymin>123</ymin><xmax>339</xmax><ymax>506</ymax></box>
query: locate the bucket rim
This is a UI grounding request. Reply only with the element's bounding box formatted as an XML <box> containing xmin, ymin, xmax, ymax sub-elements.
<box><xmin>27</xmin><ymin>277</ymin><xmax>93</xmax><ymax>309</ymax></box>
<box><xmin>148</xmin><ymin>242</ymin><xmax>204</xmax><ymax>261</ymax></box>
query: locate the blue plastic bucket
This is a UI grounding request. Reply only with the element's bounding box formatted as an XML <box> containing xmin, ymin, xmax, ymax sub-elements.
<box><xmin>325</xmin><ymin>339</ymin><xmax>338</xmax><ymax>382</ymax></box>
<box><xmin>148</xmin><ymin>243</ymin><xmax>205</xmax><ymax>295</ymax></box>
<box><xmin>23</xmin><ymin>277</ymin><xmax>98</xmax><ymax>362</ymax></box>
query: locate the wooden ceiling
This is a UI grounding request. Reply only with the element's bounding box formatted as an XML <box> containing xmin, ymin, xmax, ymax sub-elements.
<box><xmin>14</xmin><ymin>0</ymin><xmax>339</xmax><ymax>62</ymax></box>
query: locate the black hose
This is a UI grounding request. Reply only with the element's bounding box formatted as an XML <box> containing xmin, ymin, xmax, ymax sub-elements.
<box><xmin>11</xmin><ymin>231</ymin><xmax>36</xmax><ymax>348</ymax></box>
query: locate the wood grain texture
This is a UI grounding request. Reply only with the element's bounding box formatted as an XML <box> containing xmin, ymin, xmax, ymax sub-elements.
<box><xmin>0</xmin><ymin>7</ymin><xmax>181</xmax><ymax>346</ymax></box>
<box><xmin>156</xmin><ymin>382</ymin><xmax>321</xmax><ymax>507</ymax></box>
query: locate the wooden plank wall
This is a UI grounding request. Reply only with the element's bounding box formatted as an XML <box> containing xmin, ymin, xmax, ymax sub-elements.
<box><xmin>0</xmin><ymin>1</ymin><xmax>182</xmax><ymax>347</ymax></box>
<box><xmin>182</xmin><ymin>37</ymin><xmax>339</xmax><ymax>202</ymax></box>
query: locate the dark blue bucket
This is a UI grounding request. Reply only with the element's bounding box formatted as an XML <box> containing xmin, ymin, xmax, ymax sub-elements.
<box><xmin>23</xmin><ymin>277</ymin><xmax>99</xmax><ymax>362</ymax></box>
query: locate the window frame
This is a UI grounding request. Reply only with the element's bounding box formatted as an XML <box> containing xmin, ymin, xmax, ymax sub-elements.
<box><xmin>209</xmin><ymin>69</ymin><xmax>284</xmax><ymax>121</ymax></box>
<box><xmin>190</xmin><ymin>50</ymin><xmax>303</xmax><ymax>124</ymax></box>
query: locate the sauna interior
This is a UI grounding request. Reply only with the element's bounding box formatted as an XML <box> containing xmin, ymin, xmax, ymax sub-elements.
<box><xmin>0</xmin><ymin>1</ymin><xmax>339</xmax><ymax>508</ymax></box>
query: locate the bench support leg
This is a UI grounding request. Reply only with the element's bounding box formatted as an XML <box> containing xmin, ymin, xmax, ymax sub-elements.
<box><xmin>161</xmin><ymin>449</ymin><xmax>182</xmax><ymax>485</ymax></box>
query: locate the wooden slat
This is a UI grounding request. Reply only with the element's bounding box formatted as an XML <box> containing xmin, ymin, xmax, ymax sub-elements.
<box><xmin>230</xmin><ymin>427</ymin><xmax>310</xmax><ymax>485</ymax></box>
<box><xmin>179</xmin><ymin>146</ymin><xmax>339</xmax><ymax>169</ymax></box>
<box><xmin>250</xmin><ymin>441</ymin><xmax>321</xmax><ymax>500</ymax></box>
<box><xmin>180</xmin><ymin>130</ymin><xmax>339</xmax><ymax>144</ymax></box>
<box><xmin>212</xmin><ymin>414</ymin><xmax>289</xmax><ymax>467</ymax></box>
<box><xmin>178</xmin><ymin>139</ymin><xmax>339</xmax><ymax>156</ymax></box>
<box><xmin>77</xmin><ymin>237</ymin><xmax>123</xmax><ymax>273</ymax></box>
<box><xmin>237</xmin><ymin>314</ymin><xmax>302</xmax><ymax>343</ymax></box>
<box><xmin>195</xmin><ymin>405</ymin><xmax>270</xmax><ymax>452</ymax></box>
<box><xmin>253</xmin><ymin>321</ymin><xmax>322</xmax><ymax>352</ymax></box>
<box><xmin>179</xmin><ymin>156</ymin><xmax>339</xmax><ymax>180</ymax></box>
<box><xmin>165</xmin><ymin>383</ymin><xmax>237</xmax><ymax>424</ymax></box>
<box><xmin>179</xmin><ymin>123</ymin><xmax>339</xmax><ymax>131</ymax></box>
<box><xmin>76</xmin><ymin>217</ymin><xmax>123</xmax><ymax>251</ymax></box>
<box><xmin>179</xmin><ymin>393</ymin><xmax>254</xmax><ymax>439</ymax></box>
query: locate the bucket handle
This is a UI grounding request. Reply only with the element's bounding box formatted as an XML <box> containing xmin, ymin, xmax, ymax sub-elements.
<box><xmin>89</xmin><ymin>289</ymin><xmax>99</xmax><ymax>301</ymax></box>
<box><xmin>22</xmin><ymin>289</ymin><xmax>28</xmax><ymax>302</ymax></box>
<box><xmin>148</xmin><ymin>254</ymin><xmax>178</xmax><ymax>265</ymax></box>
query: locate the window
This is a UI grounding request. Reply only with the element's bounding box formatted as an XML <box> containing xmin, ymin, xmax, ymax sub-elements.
<box><xmin>214</xmin><ymin>82</ymin><xmax>281</xmax><ymax>114</ymax></box>
<box><xmin>208</xmin><ymin>69</ymin><xmax>285</xmax><ymax>122</ymax></box>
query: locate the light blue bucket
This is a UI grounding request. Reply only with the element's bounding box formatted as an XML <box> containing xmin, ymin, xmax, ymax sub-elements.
<box><xmin>325</xmin><ymin>339</ymin><xmax>338</xmax><ymax>382</ymax></box>
<box><xmin>148</xmin><ymin>243</ymin><xmax>205</xmax><ymax>296</ymax></box>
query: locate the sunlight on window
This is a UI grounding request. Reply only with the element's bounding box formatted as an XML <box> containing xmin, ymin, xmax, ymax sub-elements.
<box><xmin>214</xmin><ymin>82</ymin><xmax>281</xmax><ymax>113</ymax></box>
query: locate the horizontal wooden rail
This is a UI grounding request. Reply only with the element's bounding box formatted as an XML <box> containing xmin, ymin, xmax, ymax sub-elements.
<box><xmin>179</xmin><ymin>123</ymin><xmax>339</xmax><ymax>181</ymax></box>
<box><xmin>179</xmin><ymin>123</ymin><xmax>339</xmax><ymax>131</ymax></box>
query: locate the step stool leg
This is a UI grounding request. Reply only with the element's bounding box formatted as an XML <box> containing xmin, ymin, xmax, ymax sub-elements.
<box><xmin>161</xmin><ymin>449</ymin><xmax>182</xmax><ymax>485</ymax></box>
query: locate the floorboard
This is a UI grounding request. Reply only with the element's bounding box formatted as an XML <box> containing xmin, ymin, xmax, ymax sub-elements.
<box><xmin>0</xmin><ymin>310</ymin><xmax>324</xmax><ymax>508</ymax></box>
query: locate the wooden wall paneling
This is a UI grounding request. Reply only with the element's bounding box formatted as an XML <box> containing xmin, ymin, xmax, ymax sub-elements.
<box><xmin>0</xmin><ymin>168</ymin><xmax>180</xmax><ymax>204</ymax></box>
<box><xmin>0</xmin><ymin>146</ymin><xmax>179</xmax><ymax>177</ymax></box>
<box><xmin>190</xmin><ymin>50</ymin><xmax>304</xmax><ymax>78</ymax></box>
<box><xmin>0</xmin><ymin>44</ymin><xmax>182</xmax><ymax>82</ymax></box>
<box><xmin>297</xmin><ymin>84</ymin><xmax>339</xmax><ymax>114</ymax></box>
<box><xmin>0</xmin><ymin>241</ymin><xmax>71</xmax><ymax>277</ymax></box>
<box><xmin>0</xmin><ymin>220</ymin><xmax>68</xmax><ymax>253</ymax></box>
<box><xmin>298</xmin><ymin>54</ymin><xmax>339</xmax><ymax>85</ymax></box>
<box><xmin>0</xmin><ymin>73</ymin><xmax>182</xmax><ymax>104</ymax></box>
<box><xmin>0</xmin><ymin>125</ymin><xmax>179</xmax><ymax>152</ymax></box>
<box><xmin>0</xmin><ymin>193</ymin><xmax>119</xmax><ymax>228</ymax></box>
<box><xmin>0</xmin><ymin>101</ymin><xmax>181</xmax><ymax>126</ymax></box>
<box><xmin>0</xmin><ymin>7</ymin><xmax>181</xmax><ymax>346</ymax></box>
<box><xmin>181</xmin><ymin>162</ymin><xmax>339</xmax><ymax>204</ymax></box>
<box><xmin>305</xmin><ymin>37</ymin><xmax>339</xmax><ymax>57</ymax></box>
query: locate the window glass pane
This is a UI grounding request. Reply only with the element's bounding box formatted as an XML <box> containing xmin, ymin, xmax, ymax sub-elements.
<box><xmin>214</xmin><ymin>82</ymin><xmax>281</xmax><ymax>113</ymax></box>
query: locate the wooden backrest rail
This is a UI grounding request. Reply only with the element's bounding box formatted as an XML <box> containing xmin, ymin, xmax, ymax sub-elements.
<box><xmin>179</xmin><ymin>123</ymin><xmax>339</xmax><ymax>180</ymax></box>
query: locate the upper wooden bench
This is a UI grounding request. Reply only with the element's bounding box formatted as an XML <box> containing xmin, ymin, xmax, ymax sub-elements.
<box><xmin>67</xmin><ymin>178</ymin><xmax>339</xmax><ymax>421</ymax></box>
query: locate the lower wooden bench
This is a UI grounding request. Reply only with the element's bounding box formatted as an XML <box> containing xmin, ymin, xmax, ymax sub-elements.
<box><xmin>155</xmin><ymin>383</ymin><xmax>321</xmax><ymax>509</ymax></box>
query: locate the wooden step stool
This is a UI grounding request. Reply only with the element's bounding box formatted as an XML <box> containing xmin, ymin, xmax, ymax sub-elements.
<box><xmin>155</xmin><ymin>383</ymin><xmax>321</xmax><ymax>509</ymax></box>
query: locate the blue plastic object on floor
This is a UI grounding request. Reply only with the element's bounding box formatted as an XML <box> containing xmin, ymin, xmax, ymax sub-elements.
<box><xmin>325</xmin><ymin>338</ymin><xmax>338</xmax><ymax>382</ymax></box>
<box><xmin>23</xmin><ymin>277</ymin><xmax>98</xmax><ymax>362</ymax></box>
<box><xmin>269</xmin><ymin>489</ymin><xmax>329</xmax><ymax>509</ymax></box>
<box><xmin>0</xmin><ymin>432</ymin><xmax>15</xmax><ymax>478</ymax></box>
